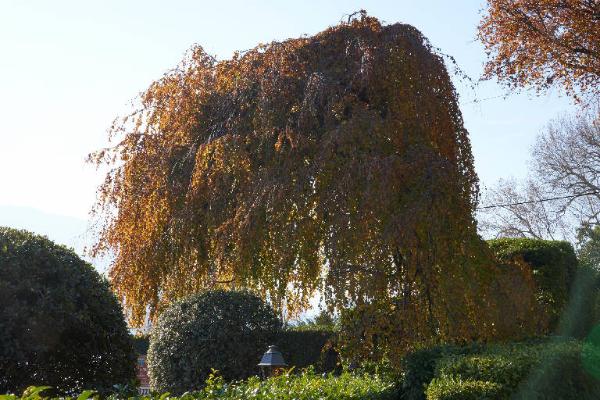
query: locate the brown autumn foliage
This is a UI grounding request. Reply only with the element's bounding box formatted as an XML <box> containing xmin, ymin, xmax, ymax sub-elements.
<box><xmin>90</xmin><ymin>13</ymin><xmax>541</xmax><ymax>357</ymax></box>
<box><xmin>478</xmin><ymin>0</ymin><xmax>600</xmax><ymax>102</ymax></box>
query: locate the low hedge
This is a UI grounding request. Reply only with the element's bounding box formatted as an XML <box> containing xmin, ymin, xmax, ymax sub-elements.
<box><xmin>423</xmin><ymin>339</ymin><xmax>600</xmax><ymax>400</ymax></box>
<box><xmin>195</xmin><ymin>369</ymin><xmax>400</xmax><ymax>400</ymax></box>
<box><xmin>436</xmin><ymin>352</ymin><xmax>532</xmax><ymax>397</ymax></box>
<box><xmin>426</xmin><ymin>377</ymin><xmax>501</xmax><ymax>400</ymax></box>
<box><xmin>401</xmin><ymin>343</ymin><xmax>483</xmax><ymax>400</ymax></box>
<box><xmin>275</xmin><ymin>329</ymin><xmax>340</xmax><ymax>372</ymax></box>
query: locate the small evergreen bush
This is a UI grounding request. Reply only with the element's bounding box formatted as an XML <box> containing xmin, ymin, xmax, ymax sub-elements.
<box><xmin>0</xmin><ymin>227</ymin><xmax>135</xmax><ymax>394</ymax></box>
<box><xmin>147</xmin><ymin>290</ymin><xmax>281</xmax><ymax>394</ymax></box>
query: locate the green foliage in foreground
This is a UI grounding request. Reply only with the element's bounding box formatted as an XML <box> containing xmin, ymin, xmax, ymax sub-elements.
<box><xmin>424</xmin><ymin>339</ymin><xmax>600</xmax><ymax>400</ymax></box>
<box><xmin>0</xmin><ymin>370</ymin><xmax>400</xmax><ymax>400</ymax></box>
<box><xmin>401</xmin><ymin>343</ymin><xmax>484</xmax><ymax>400</ymax></box>
<box><xmin>425</xmin><ymin>377</ymin><xmax>501</xmax><ymax>400</ymax></box>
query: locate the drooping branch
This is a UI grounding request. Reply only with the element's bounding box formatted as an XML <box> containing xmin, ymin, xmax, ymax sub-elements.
<box><xmin>90</xmin><ymin>14</ymin><xmax>512</xmax><ymax>353</ymax></box>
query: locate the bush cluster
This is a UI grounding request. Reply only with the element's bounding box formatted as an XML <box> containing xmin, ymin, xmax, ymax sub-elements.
<box><xmin>0</xmin><ymin>227</ymin><xmax>135</xmax><ymax>394</ymax></box>
<box><xmin>139</xmin><ymin>322</ymin><xmax>336</xmax><ymax>375</ymax></box>
<box><xmin>147</xmin><ymin>290</ymin><xmax>342</xmax><ymax>393</ymax></box>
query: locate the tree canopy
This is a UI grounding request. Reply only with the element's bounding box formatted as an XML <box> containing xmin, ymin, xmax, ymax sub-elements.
<box><xmin>478</xmin><ymin>0</ymin><xmax>600</xmax><ymax>103</ymax></box>
<box><xmin>480</xmin><ymin>107</ymin><xmax>600</xmax><ymax>241</ymax></box>
<box><xmin>91</xmin><ymin>13</ymin><xmax>525</xmax><ymax>351</ymax></box>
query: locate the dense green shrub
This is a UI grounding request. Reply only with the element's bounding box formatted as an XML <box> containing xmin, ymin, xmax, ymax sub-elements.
<box><xmin>147</xmin><ymin>290</ymin><xmax>281</xmax><ymax>394</ymax></box>
<box><xmin>275</xmin><ymin>328</ymin><xmax>340</xmax><ymax>372</ymax></box>
<box><xmin>3</xmin><ymin>370</ymin><xmax>400</xmax><ymax>400</ymax></box>
<box><xmin>435</xmin><ymin>351</ymin><xmax>534</xmax><ymax>398</ymax></box>
<box><xmin>427</xmin><ymin>340</ymin><xmax>600</xmax><ymax>400</ymax></box>
<box><xmin>488</xmin><ymin>238</ymin><xmax>578</xmax><ymax>329</ymax></box>
<box><xmin>192</xmin><ymin>369</ymin><xmax>400</xmax><ymax>400</ymax></box>
<box><xmin>0</xmin><ymin>227</ymin><xmax>136</xmax><ymax>394</ymax></box>
<box><xmin>582</xmin><ymin>325</ymin><xmax>600</xmax><ymax>381</ymax></box>
<box><xmin>426</xmin><ymin>378</ymin><xmax>501</xmax><ymax>400</ymax></box>
<box><xmin>512</xmin><ymin>341</ymin><xmax>600</xmax><ymax>400</ymax></box>
<box><xmin>488</xmin><ymin>237</ymin><xmax>600</xmax><ymax>340</ymax></box>
<box><xmin>401</xmin><ymin>346</ymin><xmax>447</xmax><ymax>400</ymax></box>
<box><xmin>401</xmin><ymin>344</ymin><xmax>483</xmax><ymax>400</ymax></box>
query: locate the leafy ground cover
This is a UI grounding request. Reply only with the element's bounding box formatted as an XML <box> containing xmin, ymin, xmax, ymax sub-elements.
<box><xmin>0</xmin><ymin>370</ymin><xmax>400</xmax><ymax>400</ymax></box>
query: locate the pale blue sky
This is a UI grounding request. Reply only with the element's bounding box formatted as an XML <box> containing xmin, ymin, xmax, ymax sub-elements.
<box><xmin>0</xmin><ymin>0</ymin><xmax>576</xmax><ymax>227</ymax></box>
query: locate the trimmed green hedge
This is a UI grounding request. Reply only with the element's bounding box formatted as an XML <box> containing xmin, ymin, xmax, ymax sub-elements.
<box><xmin>488</xmin><ymin>238</ymin><xmax>578</xmax><ymax>329</ymax></box>
<box><xmin>139</xmin><ymin>328</ymin><xmax>336</xmax><ymax>373</ymax></box>
<box><xmin>420</xmin><ymin>339</ymin><xmax>600</xmax><ymax>400</ymax></box>
<box><xmin>426</xmin><ymin>377</ymin><xmax>501</xmax><ymax>400</ymax></box>
<box><xmin>401</xmin><ymin>344</ymin><xmax>483</xmax><ymax>400</ymax></box>
<box><xmin>139</xmin><ymin>315</ymin><xmax>338</xmax><ymax>387</ymax></box>
<box><xmin>275</xmin><ymin>329</ymin><xmax>340</xmax><ymax>372</ymax></box>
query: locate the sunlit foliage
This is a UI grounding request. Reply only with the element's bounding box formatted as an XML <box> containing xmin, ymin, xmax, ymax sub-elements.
<box><xmin>478</xmin><ymin>0</ymin><xmax>600</xmax><ymax>103</ymax></box>
<box><xmin>90</xmin><ymin>13</ymin><xmax>531</xmax><ymax>350</ymax></box>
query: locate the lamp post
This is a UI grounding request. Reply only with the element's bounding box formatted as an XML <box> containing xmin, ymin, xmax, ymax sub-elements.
<box><xmin>258</xmin><ymin>345</ymin><xmax>287</xmax><ymax>378</ymax></box>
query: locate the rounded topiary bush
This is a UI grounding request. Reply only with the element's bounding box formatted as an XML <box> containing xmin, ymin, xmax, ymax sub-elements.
<box><xmin>147</xmin><ymin>290</ymin><xmax>282</xmax><ymax>394</ymax></box>
<box><xmin>0</xmin><ymin>227</ymin><xmax>136</xmax><ymax>394</ymax></box>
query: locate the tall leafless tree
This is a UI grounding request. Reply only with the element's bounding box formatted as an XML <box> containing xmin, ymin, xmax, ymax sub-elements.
<box><xmin>479</xmin><ymin>106</ymin><xmax>600</xmax><ymax>241</ymax></box>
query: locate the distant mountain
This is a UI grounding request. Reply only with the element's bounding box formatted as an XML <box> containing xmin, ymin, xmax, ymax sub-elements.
<box><xmin>0</xmin><ymin>205</ymin><xmax>109</xmax><ymax>273</ymax></box>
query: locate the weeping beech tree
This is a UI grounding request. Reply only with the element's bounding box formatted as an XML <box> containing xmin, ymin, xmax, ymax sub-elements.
<box><xmin>91</xmin><ymin>13</ymin><xmax>538</xmax><ymax>352</ymax></box>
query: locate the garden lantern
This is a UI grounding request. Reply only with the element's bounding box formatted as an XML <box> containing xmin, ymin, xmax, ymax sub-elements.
<box><xmin>258</xmin><ymin>345</ymin><xmax>287</xmax><ymax>377</ymax></box>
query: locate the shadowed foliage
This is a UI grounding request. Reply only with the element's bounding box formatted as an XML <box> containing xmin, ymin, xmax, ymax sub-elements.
<box><xmin>147</xmin><ymin>290</ymin><xmax>281</xmax><ymax>394</ymax></box>
<box><xmin>488</xmin><ymin>238</ymin><xmax>578</xmax><ymax>331</ymax></box>
<box><xmin>0</xmin><ymin>227</ymin><xmax>135</xmax><ymax>395</ymax></box>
